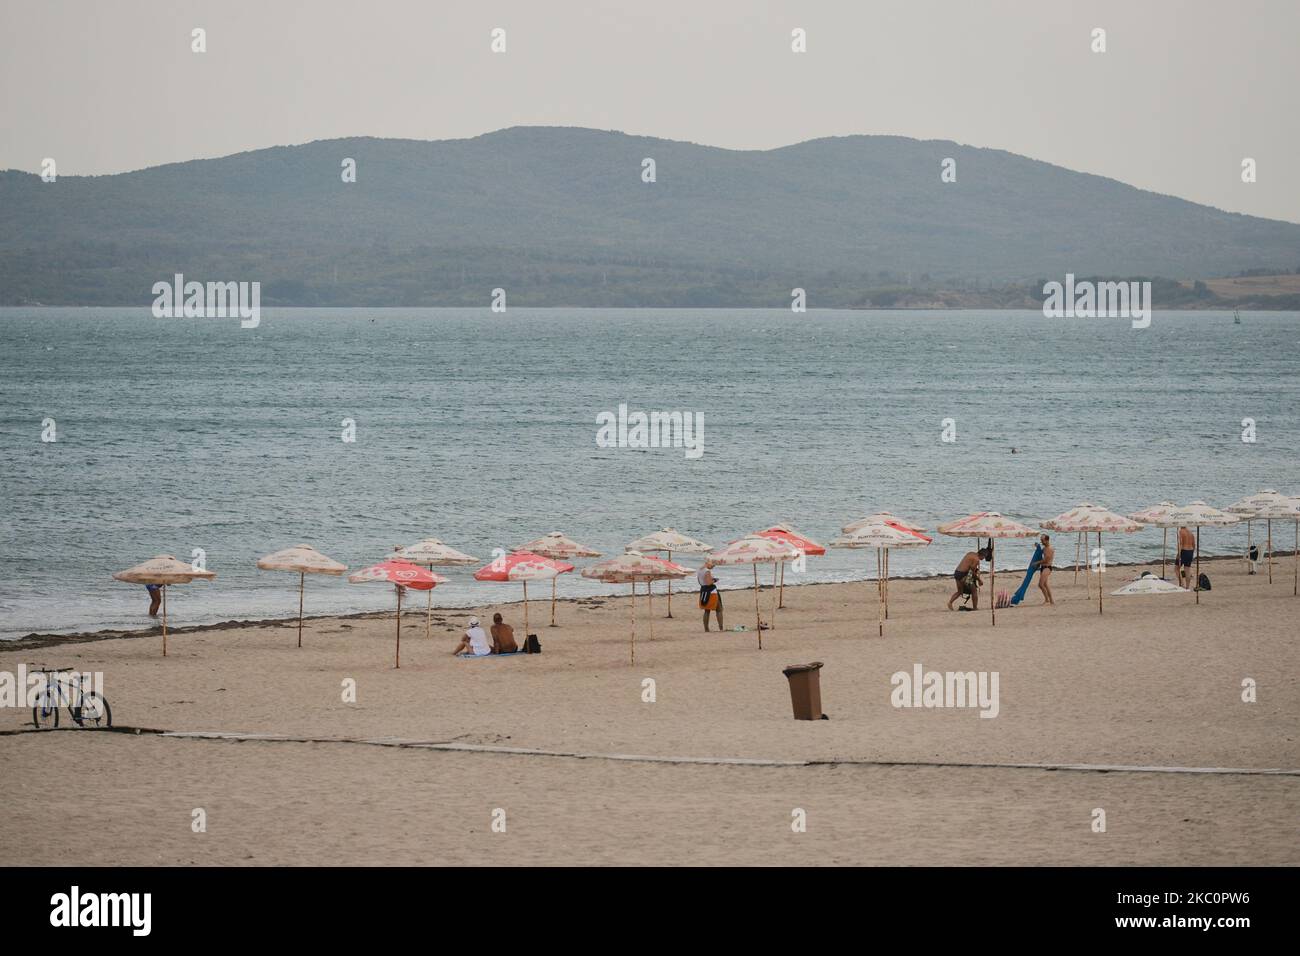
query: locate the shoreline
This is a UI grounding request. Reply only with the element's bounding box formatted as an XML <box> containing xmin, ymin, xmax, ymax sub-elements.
<box><xmin>7</xmin><ymin>551</ymin><xmax>1283</xmax><ymax>652</ymax></box>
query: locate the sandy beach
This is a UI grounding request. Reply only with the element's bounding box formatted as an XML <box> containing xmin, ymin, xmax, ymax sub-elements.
<box><xmin>2</xmin><ymin>555</ymin><xmax>1295</xmax><ymax>866</ymax></box>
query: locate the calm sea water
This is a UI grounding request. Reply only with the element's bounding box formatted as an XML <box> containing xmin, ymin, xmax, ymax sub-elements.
<box><xmin>1</xmin><ymin>307</ymin><xmax>1297</xmax><ymax>639</ymax></box>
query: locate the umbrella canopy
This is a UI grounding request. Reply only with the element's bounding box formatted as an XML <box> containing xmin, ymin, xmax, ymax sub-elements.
<box><xmin>842</xmin><ymin>512</ymin><xmax>928</xmax><ymax>535</ymax></box>
<box><xmin>582</xmin><ymin>552</ymin><xmax>692</xmax><ymax>663</ymax></box>
<box><xmin>831</xmin><ymin>522</ymin><xmax>932</xmax><ymax>636</ymax></box>
<box><xmin>1041</xmin><ymin>505</ymin><xmax>1144</xmax><ymax>614</ymax></box>
<box><xmin>392</xmin><ymin>537</ymin><xmax>478</xmax><ymax>640</ymax></box>
<box><xmin>754</xmin><ymin>524</ymin><xmax>826</xmax><ymax>610</ymax></box>
<box><xmin>938</xmin><ymin>513</ymin><xmax>1038</xmax><ymax>625</ymax></box>
<box><xmin>1164</xmin><ymin>502</ymin><xmax>1240</xmax><ymax>605</ymax></box>
<box><xmin>1130</xmin><ymin>500</ymin><xmax>1183</xmax><ymax>579</ymax></box>
<box><xmin>257</xmin><ymin>544</ymin><xmax>347</xmax><ymax>648</ymax></box>
<box><xmin>113</xmin><ymin>555</ymin><xmax>216</xmax><ymax>657</ymax></box>
<box><xmin>1224</xmin><ymin>490</ymin><xmax>1296</xmax><ymax>585</ymax></box>
<box><xmin>473</xmin><ymin>551</ymin><xmax>575</xmax><ymax>636</ymax></box>
<box><xmin>708</xmin><ymin>535</ymin><xmax>801</xmax><ymax>646</ymax></box>
<box><xmin>348</xmin><ymin>561</ymin><xmax>445</xmax><ymax>668</ymax></box>
<box><xmin>1112</xmin><ymin>574</ymin><xmax>1189</xmax><ymax>596</ymax></box>
<box><xmin>624</xmin><ymin>528</ymin><xmax>712</xmax><ymax>618</ymax></box>
<box><xmin>515</xmin><ymin>532</ymin><xmax>601</xmax><ymax>628</ymax></box>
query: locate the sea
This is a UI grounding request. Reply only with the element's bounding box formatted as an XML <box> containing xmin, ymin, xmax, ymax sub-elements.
<box><xmin>1</xmin><ymin>307</ymin><xmax>1296</xmax><ymax>640</ymax></box>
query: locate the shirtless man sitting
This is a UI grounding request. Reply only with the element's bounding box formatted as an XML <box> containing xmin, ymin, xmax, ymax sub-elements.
<box><xmin>489</xmin><ymin>613</ymin><xmax>518</xmax><ymax>653</ymax></box>
<box><xmin>947</xmin><ymin>546</ymin><xmax>991</xmax><ymax>611</ymax></box>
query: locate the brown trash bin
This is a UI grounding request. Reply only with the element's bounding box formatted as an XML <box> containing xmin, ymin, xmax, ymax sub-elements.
<box><xmin>782</xmin><ymin>661</ymin><xmax>825</xmax><ymax>720</ymax></box>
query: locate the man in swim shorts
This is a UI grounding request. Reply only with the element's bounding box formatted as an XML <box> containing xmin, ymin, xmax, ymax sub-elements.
<box><xmin>947</xmin><ymin>546</ymin><xmax>991</xmax><ymax>611</ymax></box>
<box><xmin>1177</xmin><ymin>526</ymin><xmax>1196</xmax><ymax>588</ymax></box>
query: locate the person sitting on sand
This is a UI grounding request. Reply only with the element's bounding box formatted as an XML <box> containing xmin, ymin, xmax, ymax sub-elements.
<box><xmin>1034</xmin><ymin>534</ymin><xmax>1055</xmax><ymax>606</ymax></box>
<box><xmin>1176</xmin><ymin>525</ymin><xmax>1196</xmax><ymax>588</ymax></box>
<box><xmin>698</xmin><ymin>559</ymin><xmax>724</xmax><ymax>632</ymax></box>
<box><xmin>489</xmin><ymin>612</ymin><xmax>518</xmax><ymax>654</ymax></box>
<box><xmin>452</xmin><ymin>617</ymin><xmax>493</xmax><ymax>657</ymax></box>
<box><xmin>146</xmin><ymin>584</ymin><xmax>162</xmax><ymax>617</ymax></box>
<box><xmin>947</xmin><ymin>546</ymin><xmax>991</xmax><ymax>611</ymax></box>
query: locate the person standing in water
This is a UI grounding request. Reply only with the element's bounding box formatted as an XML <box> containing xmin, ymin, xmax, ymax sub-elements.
<box><xmin>1035</xmin><ymin>534</ymin><xmax>1055</xmax><ymax>606</ymax></box>
<box><xmin>146</xmin><ymin>584</ymin><xmax>162</xmax><ymax>617</ymax></box>
<box><xmin>698</xmin><ymin>559</ymin><xmax>724</xmax><ymax>632</ymax></box>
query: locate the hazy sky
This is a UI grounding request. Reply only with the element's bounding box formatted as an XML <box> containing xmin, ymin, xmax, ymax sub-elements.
<box><xmin>3</xmin><ymin>0</ymin><xmax>1297</xmax><ymax>223</ymax></box>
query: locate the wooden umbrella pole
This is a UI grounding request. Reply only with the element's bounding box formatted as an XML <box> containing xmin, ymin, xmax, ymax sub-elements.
<box><xmin>1074</xmin><ymin>532</ymin><xmax>1081</xmax><ymax>583</ymax></box>
<box><xmin>647</xmin><ymin>581</ymin><xmax>654</xmax><ymax>643</ymax></box>
<box><xmin>752</xmin><ymin>564</ymin><xmax>762</xmax><ymax>649</ymax></box>
<box><xmin>1246</xmin><ymin>521</ymin><xmax>1252</xmax><ymax>571</ymax></box>
<box><xmin>877</xmin><ymin>548</ymin><xmax>884</xmax><ymax>637</ymax></box>
<box><xmin>1195</xmin><ymin>527</ymin><xmax>1201</xmax><ymax>605</ymax></box>
<box><xmin>778</xmin><ymin>559</ymin><xmax>786</xmax><ymax>609</ymax></box>
<box><xmin>1267</xmin><ymin>520</ymin><xmax>1273</xmax><ymax>584</ymax></box>
<box><xmin>990</xmin><ymin>539</ymin><xmax>997</xmax><ymax>626</ymax></box>
<box><xmin>162</xmin><ymin>584</ymin><xmax>168</xmax><ymax>657</ymax></box>
<box><xmin>426</xmin><ymin>583</ymin><xmax>433</xmax><ymax>641</ymax></box>
<box><xmin>1293</xmin><ymin>520</ymin><xmax>1298</xmax><ymax>596</ymax></box>
<box><xmin>395</xmin><ymin>586</ymin><xmax>402</xmax><ymax>669</ymax></box>
<box><xmin>629</xmin><ymin>583</ymin><xmax>636</xmax><ymax>665</ymax></box>
<box><xmin>666</xmin><ymin>550</ymin><xmax>674</xmax><ymax>618</ymax></box>
<box><xmin>1098</xmin><ymin>531</ymin><xmax>1104</xmax><ymax>615</ymax></box>
<box><xmin>1162</xmin><ymin>528</ymin><xmax>1168</xmax><ymax>579</ymax></box>
<box><xmin>298</xmin><ymin>572</ymin><xmax>305</xmax><ymax>648</ymax></box>
<box><xmin>523</xmin><ymin>581</ymin><xmax>530</xmax><ymax>637</ymax></box>
<box><xmin>884</xmin><ymin>549</ymin><xmax>890</xmax><ymax>620</ymax></box>
<box><xmin>550</xmin><ymin>576</ymin><xmax>557</xmax><ymax>627</ymax></box>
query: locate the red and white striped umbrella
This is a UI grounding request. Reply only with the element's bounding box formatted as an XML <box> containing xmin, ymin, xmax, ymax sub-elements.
<box><xmin>348</xmin><ymin>560</ymin><xmax>445</xmax><ymax>668</ymax></box>
<box><xmin>474</xmin><ymin>551</ymin><xmax>575</xmax><ymax>637</ymax></box>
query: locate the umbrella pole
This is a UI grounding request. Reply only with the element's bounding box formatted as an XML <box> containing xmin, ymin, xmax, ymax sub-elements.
<box><xmin>666</xmin><ymin>550</ymin><xmax>674</xmax><ymax>618</ymax></box>
<box><xmin>298</xmin><ymin>572</ymin><xmax>305</xmax><ymax>648</ymax></box>
<box><xmin>1267</xmin><ymin>519</ymin><xmax>1273</xmax><ymax>584</ymax></box>
<box><xmin>885</xmin><ymin>549</ymin><xmax>891</xmax><ymax>620</ymax></box>
<box><xmin>990</xmin><ymin>539</ymin><xmax>996</xmax><ymax>626</ymax></box>
<box><xmin>778</xmin><ymin>560</ymin><xmax>786</xmax><ymax>609</ymax></box>
<box><xmin>1294</xmin><ymin>520</ymin><xmax>1298</xmax><ymax>597</ymax></box>
<box><xmin>426</xmin><ymin>584</ymin><xmax>432</xmax><ymax>641</ymax></box>
<box><xmin>1074</xmin><ymin>532</ymin><xmax>1081</xmax><ymax>583</ymax></box>
<box><xmin>1098</xmin><ymin>532</ymin><xmax>1104</xmax><ymax>615</ymax></box>
<box><xmin>162</xmin><ymin>585</ymin><xmax>168</xmax><ymax>657</ymax></box>
<box><xmin>1246</xmin><ymin>520</ymin><xmax>1252</xmax><ymax>572</ymax></box>
<box><xmin>550</xmin><ymin>576</ymin><xmax>557</xmax><ymax>628</ymax></box>
<box><xmin>629</xmin><ymin>583</ymin><xmax>635</xmax><ymax>665</ymax></box>
<box><xmin>1162</xmin><ymin>528</ymin><xmax>1168</xmax><ymax>579</ymax></box>
<box><xmin>752</xmin><ymin>565</ymin><xmax>762</xmax><ymax>649</ymax></box>
<box><xmin>647</xmin><ymin>582</ymin><xmax>654</xmax><ymax>642</ymax></box>
<box><xmin>395</xmin><ymin>586</ymin><xmax>402</xmax><ymax>669</ymax></box>
<box><xmin>523</xmin><ymin>581</ymin><xmax>530</xmax><ymax>637</ymax></box>
<box><xmin>1195</xmin><ymin>527</ymin><xmax>1201</xmax><ymax>605</ymax></box>
<box><xmin>877</xmin><ymin>548</ymin><xmax>884</xmax><ymax>637</ymax></box>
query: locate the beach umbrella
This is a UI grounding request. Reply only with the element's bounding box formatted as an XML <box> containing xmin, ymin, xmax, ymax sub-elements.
<box><xmin>473</xmin><ymin>550</ymin><xmax>575</xmax><ymax>637</ymax></box>
<box><xmin>514</xmin><ymin>532</ymin><xmax>601</xmax><ymax>627</ymax></box>
<box><xmin>1224</xmin><ymin>490</ymin><xmax>1291</xmax><ymax>584</ymax></box>
<box><xmin>1129</xmin><ymin>502</ymin><xmax>1180</xmax><ymax>579</ymax></box>
<box><xmin>348</xmin><ymin>560</ymin><xmax>443</xmax><ymax>668</ymax></box>
<box><xmin>937</xmin><ymin>513</ymin><xmax>1039</xmax><ymax>625</ymax></box>
<box><xmin>753</xmin><ymin>525</ymin><xmax>826</xmax><ymax>611</ymax></box>
<box><xmin>113</xmin><ymin>555</ymin><xmax>217</xmax><ymax>657</ymax></box>
<box><xmin>391</xmin><ymin>537</ymin><xmax>478</xmax><ymax>640</ymax></box>
<box><xmin>841</xmin><ymin>513</ymin><xmax>930</xmax><ymax>613</ymax></box>
<box><xmin>707</xmin><ymin>535</ymin><xmax>801</xmax><ymax>648</ymax></box>
<box><xmin>1041</xmin><ymin>505</ymin><xmax>1144</xmax><ymax>614</ymax></box>
<box><xmin>1163</xmin><ymin>502</ymin><xmax>1240</xmax><ymax>604</ymax></box>
<box><xmin>830</xmin><ymin>521</ymin><xmax>932</xmax><ymax>636</ymax></box>
<box><xmin>256</xmin><ymin>544</ymin><xmax>347</xmax><ymax>648</ymax></box>
<box><xmin>624</xmin><ymin>528</ymin><xmax>712</xmax><ymax>618</ymax></box>
<box><xmin>581</xmin><ymin>552</ymin><xmax>692</xmax><ymax>663</ymax></box>
<box><xmin>1111</xmin><ymin>573</ymin><xmax>1189</xmax><ymax>596</ymax></box>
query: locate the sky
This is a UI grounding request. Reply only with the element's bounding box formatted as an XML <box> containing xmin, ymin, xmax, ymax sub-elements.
<box><xmin>2</xmin><ymin>0</ymin><xmax>1298</xmax><ymax>223</ymax></box>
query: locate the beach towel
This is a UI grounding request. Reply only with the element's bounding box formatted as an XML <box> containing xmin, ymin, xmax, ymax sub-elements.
<box><xmin>1010</xmin><ymin>544</ymin><xmax>1042</xmax><ymax>606</ymax></box>
<box><xmin>457</xmin><ymin>651</ymin><xmax>523</xmax><ymax>659</ymax></box>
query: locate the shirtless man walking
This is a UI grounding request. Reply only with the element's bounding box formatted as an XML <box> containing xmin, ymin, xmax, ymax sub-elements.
<box><xmin>947</xmin><ymin>546</ymin><xmax>991</xmax><ymax>611</ymax></box>
<box><xmin>1177</xmin><ymin>525</ymin><xmax>1196</xmax><ymax>588</ymax></box>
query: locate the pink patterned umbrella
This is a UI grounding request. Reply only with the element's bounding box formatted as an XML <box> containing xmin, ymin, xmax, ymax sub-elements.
<box><xmin>754</xmin><ymin>525</ymin><xmax>826</xmax><ymax>610</ymax></box>
<box><xmin>938</xmin><ymin>512</ymin><xmax>1039</xmax><ymax>625</ymax></box>
<box><xmin>625</xmin><ymin>528</ymin><xmax>712</xmax><ymax>619</ymax></box>
<box><xmin>1041</xmin><ymin>504</ymin><xmax>1145</xmax><ymax>615</ymax></box>
<box><xmin>348</xmin><ymin>560</ymin><xmax>445</xmax><ymax>668</ymax></box>
<box><xmin>474</xmin><ymin>551</ymin><xmax>575</xmax><ymax>637</ymax></box>
<box><xmin>581</xmin><ymin>552</ymin><xmax>692</xmax><ymax>663</ymax></box>
<box><xmin>708</xmin><ymin>535</ymin><xmax>801</xmax><ymax>647</ymax></box>
<box><xmin>830</xmin><ymin>520</ymin><xmax>932</xmax><ymax>636</ymax></box>
<box><xmin>515</xmin><ymin>532</ymin><xmax>601</xmax><ymax>627</ymax></box>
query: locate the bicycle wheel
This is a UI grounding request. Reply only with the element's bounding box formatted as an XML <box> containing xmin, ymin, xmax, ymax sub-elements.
<box><xmin>72</xmin><ymin>693</ymin><xmax>112</xmax><ymax>728</ymax></box>
<box><xmin>32</xmin><ymin>693</ymin><xmax>59</xmax><ymax>730</ymax></box>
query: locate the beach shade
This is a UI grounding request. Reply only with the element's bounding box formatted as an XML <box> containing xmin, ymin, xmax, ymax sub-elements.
<box><xmin>1041</xmin><ymin>504</ymin><xmax>1144</xmax><ymax>615</ymax></box>
<box><xmin>707</xmin><ymin>535</ymin><xmax>801</xmax><ymax>648</ymax></box>
<box><xmin>1224</xmin><ymin>490</ymin><xmax>1292</xmax><ymax>585</ymax></box>
<box><xmin>514</xmin><ymin>532</ymin><xmax>601</xmax><ymax>627</ymax></box>
<box><xmin>256</xmin><ymin>545</ymin><xmax>347</xmax><ymax>648</ymax></box>
<box><xmin>347</xmin><ymin>560</ymin><xmax>444</xmax><ymax>668</ymax></box>
<box><xmin>841</xmin><ymin>512</ymin><xmax>929</xmax><ymax>535</ymax></box>
<box><xmin>1163</xmin><ymin>502</ymin><xmax>1240</xmax><ymax>605</ymax></box>
<box><xmin>392</xmin><ymin>537</ymin><xmax>478</xmax><ymax>641</ymax></box>
<box><xmin>624</xmin><ymin>528</ymin><xmax>713</xmax><ymax>618</ymax></box>
<box><xmin>830</xmin><ymin>521</ymin><xmax>932</xmax><ymax>636</ymax></box>
<box><xmin>937</xmin><ymin>513</ymin><xmax>1039</xmax><ymax>625</ymax></box>
<box><xmin>580</xmin><ymin>552</ymin><xmax>692</xmax><ymax>663</ymax></box>
<box><xmin>753</xmin><ymin>525</ymin><xmax>826</xmax><ymax>610</ymax></box>
<box><xmin>1129</xmin><ymin>502</ymin><xmax>1180</xmax><ymax>579</ymax></box>
<box><xmin>1111</xmin><ymin>573</ymin><xmax>1189</xmax><ymax>596</ymax></box>
<box><xmin>113</xmin><ymin>555</ymin><xmax>216</xmax><ymax>657</ymax></box>
<box><xmin>473</xmin><ymin>551</ymin><xmax>575</xmax><ymax>638</ymax></box>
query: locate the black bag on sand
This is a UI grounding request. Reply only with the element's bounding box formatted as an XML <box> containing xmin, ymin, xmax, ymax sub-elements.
<box><xmin>1198</xmin><ymin>573</ymin><xmax>1211</xmax><ymax>592</ymax></box>
<box><xmin>522</xmin><ymin>633</ymin><xmax>542</xmax><ymax>654</ymax></box>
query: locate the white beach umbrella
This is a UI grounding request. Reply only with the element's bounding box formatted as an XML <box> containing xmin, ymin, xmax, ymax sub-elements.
<box><xmin>830</xmin><ymin>520</ymin><xmax>932</xmax><ymax>637</ymax></box>
<box><xmin>515</xmin><ymin>532</ymin><xmax>602</xmax><ymax>627</ymax></box>
<box><xmin>1111</xmin><ymin>573</ymin><xmax>1189</xmax><ymax>596</ymax></box>
<box><xmin>257</xmin><ymin>544</ymin><xmax>347</xmax><ymax>647</ymax></box>
<box><xmin>624</xmin><ymin>528</ymin><xmax>712</xmax><ymax>618</ymax></box>
<box><xmin>752</xmin><ymin>525</ymin><xmax>826</xmax><ymax>614</ymax></box>
<box><xmin>1041</xmin><ymin>504</ymin><xmax>1144</xmax><ymax>614</ymax></box>
<box><xmin>1129</xmin><ymin>501</ymin><xmax>1180</xmax><ymax>579</ymax></box>
<box><xmin>937</xmin><ymin>513</ymin><xmax>1039</xmax><ymax>625</ymax></box>
<box><xmin>113</xmin><ymin>554</ymin><xmax>216</xmax><ymax>657</ymax></box>
<box><xmin>707</xmin><ymin>535</ymin><xmax>801</xmax><ymax>648</ymax></box>
<box><xmin>581</xmin><ymin>552</ymin><xmax>692</xmax><ymax>663</ymax></box>
<box><xmin>1163</xmin><ymin>501</ymin><xmax>1240</xmax><ymax>605</ymax></box>
<box><xmin>392</xmin><ymin>537</ymin><xmax>478</xmax><ymax>640</ymax></box>
<box><xmin>841</xmin><ymin>512</ymin><xmax>929</xmax><ymax>535</ymax></box>
<box><xmin>1224</xmin><ymin>490</ymin><xmax>1292</xmax><ymax>584</ymax></box>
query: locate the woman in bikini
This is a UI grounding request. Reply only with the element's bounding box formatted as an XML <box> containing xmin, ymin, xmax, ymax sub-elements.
<box><xmin>1035</xmin><ymin>534</ymin><xmax>1055</xmax><ymax>606</ymax></box>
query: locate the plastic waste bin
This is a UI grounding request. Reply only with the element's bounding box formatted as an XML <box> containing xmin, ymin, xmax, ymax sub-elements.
<box><xmin>782</xmin><ymin>661</ymin><xmax>825</xmax><ymax>720</ymax></box>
